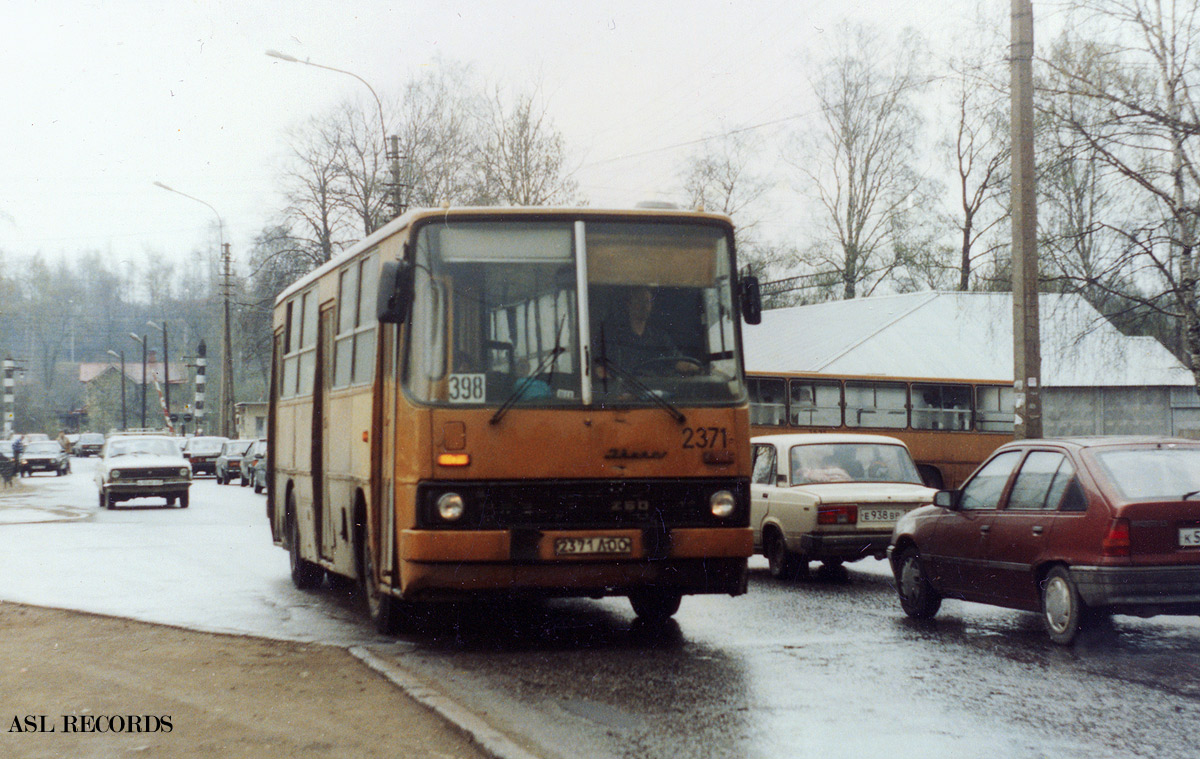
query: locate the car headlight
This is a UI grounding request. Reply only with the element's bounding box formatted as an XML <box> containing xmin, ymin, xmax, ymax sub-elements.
<box><xmin>110</xmin><ymin>470</ymin><xmax>121</xmax><ymax>479</ymax></box>
<box><xmin>179</xmin><ymin>468</ymin><xmax>190</xmax><ymax>477</ymax></box>
<box><xmin>710</xmin><ymin>490</ymin><xmax>736</xmax><ymax>518</ymax></box>
<box><xmin>436</xmin><ymin>492</ymin><xmax>465</xmax><ymax>521</ymax></box>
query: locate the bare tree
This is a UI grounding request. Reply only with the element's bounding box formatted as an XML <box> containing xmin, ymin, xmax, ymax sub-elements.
<box><xmin>476</xmin><ymin>86</ymin><xmax>579</xmax><ymax>206</ymax></box>
<box><xmin>943</xmin><ymin>29</ymin><xmax>1012</xmax><ymax>291</ymax></box>
<box><xmin>279</xmin><ymin>112</ymin><xmax>358</xmax><ymax>267</ymax></box>
<box><xmin>331</xmin><ymin>99</ymin><xmax>390</xmax><ymax>235</ymax></box>
<box><xmin>792</xmin><ymin>24</ymin><xmax>932</xmax><ymax>298</ymax></box>
<box><xmin>679</xmin><ymin>131</ymin><xmax>782</xmax><ymax>278</ymax></box>
<box><xmin>395</xmin><ymin>62</ymin><xmax>484</xmax><ymax>208</ymax></box>
<box><xmin>1040</xmin><ymin>1</ymin><xmax>1200</xmax><ymax>382</ymax></box>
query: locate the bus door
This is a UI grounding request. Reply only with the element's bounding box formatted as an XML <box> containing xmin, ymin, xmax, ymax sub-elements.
<box><xmin>315</xmin><ymin>304</ymin><xmax>335</xmax><ymax>561</ymax></box>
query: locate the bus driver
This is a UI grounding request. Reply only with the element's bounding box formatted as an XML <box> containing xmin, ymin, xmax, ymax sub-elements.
<box><xmin>594</xmin><ymin>286</ymin><xmax>701</xmax><ymax>379</ymax></box>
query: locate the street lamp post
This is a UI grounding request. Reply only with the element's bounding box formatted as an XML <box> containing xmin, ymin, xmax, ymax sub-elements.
<box><xmin>153</xmin><ymin>181</ymin><xmax>235</xmax><ymax>438</ymax></box>
<box><xmin>130</xmin><ymin>334</ymin><xmax>147</xmax><ymax>429</ymax></box>
<box><xmin>106</xmin><ymin>350</ymin><xmax>127</xmax><ymax>431</ymax></box>
<box><xmin>265</xmin><ymin>49</ymin><xmax>404</xmax><ymax>219</ymax></box>
<box><xmin>148</xmin><ymin>321</ymin><xmax>170</xmax><ymax>420</ymax></box>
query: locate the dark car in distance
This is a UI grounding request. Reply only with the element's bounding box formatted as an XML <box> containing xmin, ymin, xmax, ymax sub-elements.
<box><xmin>181</xmin><ymin>436</ymin><xmax>229</xmax><ymax>476</ymax></box>
<box><xmin>890</xmin><ymin>437</ymin><xmax>1200</xmax><ymax>644</ymax></box>
<box><xmin>215</xmin><ymin>439</ymin><xmax>254</xmax><ymax>485</ymax></box>
<box><xmin>74</xmin><ymin>433</ymin><xmax>105</xmax><ymax>457</ymax></box>
<box><xmin>20</xmin><ymin>441</ymin><xmax>71</xmax><ymax>476</ymax></box>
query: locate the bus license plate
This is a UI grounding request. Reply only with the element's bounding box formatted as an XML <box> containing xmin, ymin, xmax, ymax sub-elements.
<box><xmin>1179</xmin><ymin>527</ymin><xmax>1200</xmax><ymax>547</ymax></box>
<box><xmin>858</xmin><ymin>507</ymin><xmax>904</xmax><ymax>525</ymax></box>
<box><xmin>554</xmin><ymin>537</ymin><xmax>633</xmax><ymax>556</ymax></box>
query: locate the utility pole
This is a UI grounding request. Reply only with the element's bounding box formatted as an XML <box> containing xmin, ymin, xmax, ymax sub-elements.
<box><xmin>106</xmin><ymin>350</ymin><xmax>127</xmax><ymax>430</ymax></box>
<box><xmin>3</xmin><ymin>357</ymin><xmax>14</xmax><ymax>438</ymax></box>
<box><xmin>149</xmin><ymin>321</ymin><xmax>170</xmax><ymax>419</ymax></box>
<box><xmin>1011</xmin><ymin>0</ymin><xmax>1042</xmax><ymax>439</ymax></box>
<box><xmin>130</xmin><ymin>334</ymin><xmax>148</xmax><ymax>429</ymax></box>
<box><xmin>195</xmin><ymin>340</ymin><xmax>207</xmax><ymax>435</ymax></box>
<box><xmin>220</xmin><ymin>243</ymin><xmax>236</xmax><ymax>437</ymax></box>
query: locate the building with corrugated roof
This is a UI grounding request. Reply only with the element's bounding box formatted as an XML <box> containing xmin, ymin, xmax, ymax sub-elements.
<box><xmin>744</xmin><ymin>291</ymin><xmax>1200</xmax><ymax>437</ymax></box>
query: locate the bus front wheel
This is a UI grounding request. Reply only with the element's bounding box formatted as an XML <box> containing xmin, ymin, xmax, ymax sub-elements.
<box><xmin>359</xmin><ymin>531</ymin><xmax>400</xmax><ymax>634</ymax></box>
<box><xmin>629</xmin><ymin>588</ymin><xmax>682</xmax><ymax>623</ymax></box>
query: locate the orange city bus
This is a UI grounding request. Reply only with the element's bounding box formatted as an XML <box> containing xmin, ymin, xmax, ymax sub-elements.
<box><xmin>746</xmin><ymin>371</ymin><xmax>1014</xmax><ymax>489</ymax></box>
<box><xmin>268</xmin><ymin>206</ymin><xmax>762</xmax><ymax>631</ymax></box>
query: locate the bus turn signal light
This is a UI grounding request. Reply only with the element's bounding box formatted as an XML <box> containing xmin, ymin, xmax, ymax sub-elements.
<box><xmin>437</xmin><ymin>453</ymin><xmax>471</xmax><ymax>467</ymax></box>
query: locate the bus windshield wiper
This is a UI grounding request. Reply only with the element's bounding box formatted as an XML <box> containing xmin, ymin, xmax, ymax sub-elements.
<box><xmin>596</xmin><ymin>356</ymin><xmax>687</xmax><ymax>425</ymax></box>
<box><xmin>489</xmin><ymin>347</ymin><xmax>566</xmax><ymax>426</ymax></box>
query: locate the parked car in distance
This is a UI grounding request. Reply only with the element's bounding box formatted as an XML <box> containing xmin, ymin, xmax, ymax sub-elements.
<box><xmin>95</xmin><ymin>435</ymin><xmax>192</xmax><ymax>509</ymax></box>
<box><xmin>240</xmin><ymin>439</ymin><xmax>267</xmax><ymax>487</ymax></box>
<box><xmin>751</xmin><ymin>433</ymin><xmax>937</xmax><ymax>579</ymax></box>
<box><xmin>20</xmin><ymin>441</ymin><xmax>71</xmax><ymax>476</ymax></box>
<box><xmin>890</xmin><ymin>436</ymin><xmax>1200</xmax><ymax>645</ymax></box>
<box><xmin>215</xmin><ymin>439</ymin><xmax>254</xmax><ymax>485</ymax></box>
<box><xmin>23</xmin><ymin>433</ymin><xmax>50</xmax><ymax>443</ymax></box>
<box><xmin>181</xmin><ymin>435</ymin><xmax>229</xmax><ymax>476</ymax></box>
<box><xmin>250</xmin><ymin>443</ymin><xmax>269</xmax><ymax>494</ymax></box>
<box><xmin>74</xmin><ymin>432</ymin><xmax>105</xmax><ymax>457</ymax></box>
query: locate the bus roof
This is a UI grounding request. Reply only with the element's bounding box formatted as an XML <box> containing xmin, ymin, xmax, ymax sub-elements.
<box><xmin>276</xmin><ymin>205</ymin><xmax>735</xmax><ymax>306</ymax></box>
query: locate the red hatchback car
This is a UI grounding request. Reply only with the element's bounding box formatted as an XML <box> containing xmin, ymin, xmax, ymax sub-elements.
<box><xmin>889</xmin><ymin>437</ymin><xmax>1200</xmax><ymax>644</ymax></box>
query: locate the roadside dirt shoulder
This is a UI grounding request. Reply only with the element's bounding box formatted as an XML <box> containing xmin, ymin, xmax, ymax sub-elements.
<box><xmin>0</xmin><ymin>602</ymin><xmax>489</xmax><ymax>759</ymax></box>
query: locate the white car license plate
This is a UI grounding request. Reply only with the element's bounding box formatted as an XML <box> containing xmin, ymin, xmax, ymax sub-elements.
<box><xmin>554</xmin><ymin>537</ymin><xmax>633</xmax><ymax>556</ymax></box>
<box><xmin>1179</xmin><ymin>527</ymin><xmax>1200</xmax><ymax>547</ymax></box>
<box><xmin>858</xmin><ymin>507</ymin><xmax>904</xmax><ymax>525</ymax></box>
<box><xmin>137</xmin><ymin>479</ymin><xmax>164</xmax><ymax>486</ymax></box>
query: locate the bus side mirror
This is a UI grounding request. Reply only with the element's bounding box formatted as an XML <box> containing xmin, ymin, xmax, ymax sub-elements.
<box><xmin>377</xmin><ymin>259</ymin><xmax>414</xmax><ymax>324</ymax></box>
<box><xmin>741</xmin><ymin>275</ymin><xmax>762</xmax><ymax>325</ymax></box>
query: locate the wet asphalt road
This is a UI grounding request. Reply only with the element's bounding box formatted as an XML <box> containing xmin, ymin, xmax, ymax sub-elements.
<box><xmin>2</xmin><ymin>460</ymin><xmax>1199</xmax><ymax>758</ymax></box>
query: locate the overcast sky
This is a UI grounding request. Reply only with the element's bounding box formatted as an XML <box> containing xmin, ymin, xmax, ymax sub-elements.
<box><xmin>1</xmin><ymin>0</ymin><xmax>1022</xmax><ymax>275</ymax></box>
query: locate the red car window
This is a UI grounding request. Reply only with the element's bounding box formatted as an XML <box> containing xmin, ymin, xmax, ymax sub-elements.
<box><xmin>960</xmin><ymin>450</ymin><xmax>1022</xmax><ymax>510</ymax></box>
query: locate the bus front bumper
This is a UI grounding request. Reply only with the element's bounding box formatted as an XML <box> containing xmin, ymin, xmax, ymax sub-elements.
<box><xmin>396</xmin><ymin>527</ymin><xmax>751</xmax><ymax>600</ymax></box>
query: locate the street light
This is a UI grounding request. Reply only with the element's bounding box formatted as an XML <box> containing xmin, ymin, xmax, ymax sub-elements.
<box><xmin>153</xmin><ymin>181</ymin><xmax>235</xmax><ymax>438</ymax></box>
<box><xmin>106</xmin><ymin>350</ymin><xmax>127</xmax><ymax>431</ymax></box>
<box><xmin>129</xmin><ymin>334</ymin><xmax>147</xmax><ymax>429</ymax></box>
<box><xmin>265</xmin><ymin>49</ymin><xmax>404</xmax><ymax>218</ymax></box>
<box><xmin>147</xmin><ymin>320</ymin><xmax>170</xmax><ymax>420</ymax></box>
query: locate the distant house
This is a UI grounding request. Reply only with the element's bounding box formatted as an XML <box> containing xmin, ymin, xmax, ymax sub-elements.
<box><xmin>235</xmin><ymin>402</ymin><xmax>267</xmax><ymax>440</ymax></box>
<box><xmin>743</xmin><ymin>291</ymin><xmax>1200</xmax><ymax>437</ymax></box>
<box><xmin>79</xmin><ymin>361</ymin><xmax>187</xmax><ymax>388</ymax></box>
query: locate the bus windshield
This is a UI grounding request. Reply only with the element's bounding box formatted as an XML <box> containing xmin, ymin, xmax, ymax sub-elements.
<box><xmin>406</xmin><ymin>219</ymin><xmax>745</xmax><ymax>408</ymax></box>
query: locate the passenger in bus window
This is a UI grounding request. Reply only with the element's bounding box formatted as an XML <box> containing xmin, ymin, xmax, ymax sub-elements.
<box><xmin>594</xmin><ymin>287</ymin><xmax>701</xmax><ymax>378</ymax></box>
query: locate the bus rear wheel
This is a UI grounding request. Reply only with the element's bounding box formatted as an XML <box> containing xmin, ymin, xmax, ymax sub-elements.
<box><xmin>287</xmin><ymin>504</ymin><xmax>324</xmax><ymax>590</ymax></box>
<box><xmin>358</xmin><ymin>529</ymin><xmax>400</xmax><ymax>634</ymax></box>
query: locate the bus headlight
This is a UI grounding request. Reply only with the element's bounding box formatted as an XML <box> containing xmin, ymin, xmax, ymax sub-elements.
<box><xmin>437</xmin><ymin>492</ymin><xmax>465</xmax><ymax>522</ymax></box>
<box><xmin>710</xmin><ymin>490</ymin><xmax>736</xmax><ymax>518</ymax></box>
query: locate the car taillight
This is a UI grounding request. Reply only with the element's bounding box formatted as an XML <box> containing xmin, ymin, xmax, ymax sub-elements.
<box><xmin>1102</xmin><ymin>518</ymin><xmax>1131</xmax><ymax>557</ymax></box>
<box><xmin>817</xmin><ymin>505</ymin><xmax>858</xmax><ymax>525</ymax></box>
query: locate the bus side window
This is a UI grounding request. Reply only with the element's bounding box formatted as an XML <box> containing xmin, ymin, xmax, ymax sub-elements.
<box><xmin>912</xmin><ymin>383</ymin><xmax>972</xmax><ymax>431</ymax></box>
<box><xmin>976</xmin><ymin>386</ymin><xmax>1015</xmax><ymax>432</ymax></box>
<box><xmin>791</xmin><ymin>380</ymin><xmax>841</xmax><ymax>427</ymax></box>
<box><xmin>749</xmin><ymin>377</ymin><xmax>786</xmax><ymax>426</ymax></box>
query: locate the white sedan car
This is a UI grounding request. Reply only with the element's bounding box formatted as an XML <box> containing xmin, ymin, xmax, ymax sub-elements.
<box><xmin>95</xmin><ymin>435</ymin><xmax>192</xmax><ymax>509</ymax></box>
<box><xmin>750</xmin><ymin>433</ymin><xmax>937</xmax><ymax>579</ymax></box>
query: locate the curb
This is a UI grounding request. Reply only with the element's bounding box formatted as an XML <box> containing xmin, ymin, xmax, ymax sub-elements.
<box><xmin>349</xmin><ymin>646</ymin><xmax>543</xmax><ymax>759</ymax></box>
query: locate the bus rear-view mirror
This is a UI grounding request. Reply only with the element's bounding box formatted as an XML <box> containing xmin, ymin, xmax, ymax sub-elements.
<box><xmin>377</xmin><ymin>259</ymin><xmax>414</xmax><ymax>324</ymax></box>
<box><xmin>741</xmin><ymin>275</ymin><xmax>762</xmax><ymax>325</ymax></box>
